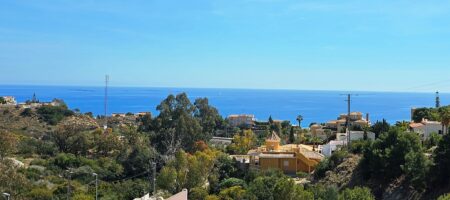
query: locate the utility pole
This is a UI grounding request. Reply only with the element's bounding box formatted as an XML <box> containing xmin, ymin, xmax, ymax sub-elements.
<box><xmin>92</xmin><ymin>173</ymin><xmax>98</xmax><ymax>200</ymax></box>
<box><xmin>341</xmin><ymin>94</ymin><xmax>358</xmax><ymax>146</ymax></box>
<box><xmin>153</xmin><ymin>162</ymin><xmax>156</xmax><ymax>196</ymax></box>
<box><xmin>104</xmin><ymin>75</ymin><xmax>109</xmax><ymax>130</ymax></box>
<box><xmin>67</xmin><ymin>170</ymin><xmax>73</xmax><ymax>200</ymax></box>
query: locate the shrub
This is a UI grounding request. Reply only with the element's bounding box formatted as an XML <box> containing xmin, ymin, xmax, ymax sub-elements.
<box><xmin>338</xmin><ymin>187</ymin><xmax>375</xmax><ymax>200</ymax></box>
<box><xmin>189</xmin><ymin>187</ymin><xmax>209</xmax><ymax>200</ymax></box>
<box><xmin>314</xmin><ymin>150</ymin><xmax>348</xmax><ymax>179</ymax></box>
<box><xmin>27</xmin><ymin>188</ymin><xmax>53</xmax><ymax>200</ymax></box>
<box><xmin>219</xmin><ymin>178</ymin><xmax>246</xmax><ymax>190</ymax></box>
<box><xmin>37</xmin><ymin>104</ymin><xmax>74</xmax><ymax>125</ymax></box>
<box><xmin>21</xmin><ymin>108</ymin><xmax>33</xmax><ymax>117</ymax></box>
<box><xmin>349</xmin><ymin>140</ymin><xmax>371</xmax><ymax>154</ymax></box>
<box><xmin>296</xmin><ymin>171</ymin><xmax>309</xmax><ymax>178</ymax></box>
<box><xmin>438</xmin><ymin>194</ymin><xmax>450</xmax><ymax>200</ymax></box>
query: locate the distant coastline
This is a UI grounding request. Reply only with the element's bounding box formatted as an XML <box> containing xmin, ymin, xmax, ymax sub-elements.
<box><xmin>1</xmin><ymin>85</ymin><xmax>448</xmax><ymax>125</ymax></box>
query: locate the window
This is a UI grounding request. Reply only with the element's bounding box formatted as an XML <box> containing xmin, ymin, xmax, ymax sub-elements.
<box><xmin>283</xmin><ymin>160</ymin><xmax>289</xmax><ymax>167</ymax></box>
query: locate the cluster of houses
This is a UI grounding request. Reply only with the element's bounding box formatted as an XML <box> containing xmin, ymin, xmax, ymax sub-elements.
<box><xmin>111</xmin><ymin>112</ymin><xmax>151</xmax><ymax>118</ymax></box>
<box><xmin>0</xmin><ymin>95</ymin><xmax>64</xmax><ymax>109</ymax></box>
<box><xmin>221</xmin><ymin>107</ymin><xmax>444</xmax><ymax>175</ymax></box>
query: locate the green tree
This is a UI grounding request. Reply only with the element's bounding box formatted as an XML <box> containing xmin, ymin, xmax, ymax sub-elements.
<box><xmin>157</xmin><ymin>150</ymin><xmax>217</xmax><ymax>193</ymax></box>
<box><xmin>431</xmin><ymin>133</ymin><xmax>450</xmax><ymax>185</ymax></box>
<box><xmin>438</xmin><ymin>107</ymin><xmax>450</xmax><ymax>134</ymax></box>
<box><xmin>273</xmin><ymin>178</ymin><xmax>313</xmax><ymax>200</ymax></box>
<box><xmin>227</xmin><ymin>130</ymin><xmax>256</xmax><ymax>154</ymax></box>
<box><xmin>402</xmin><ymin>150</ymin><xmax>430</xmax><ymax>191</ymax></box>
<box><xmin>194</xmin><ymin>97</ymin><xmax>223</xmax><ymax>135</ymax></box>
<box><xmin>412</xmin><ymin>108</ymin><xmax>438</xmax><ymax>123</ymax></box>
<box><xmin>370</xmin><ymin>119</ymin><xmax>390</xmax><ymax>138</ymax></box>
<box><xmin>361</xmin><ymin>128</ymin><xmax>423</xmax><ymax>182</ymax></box>
<box><xmin>152</xmin><ymin>93</ymin><xmax>206</xmax><ymax>153</ymax></box>
<box><xmin>424</xmin><ymin>132</ymin><xmax>442</xmax><ymax>149</ymax></box>
<box><xmin>289</xmin><ymin>126</ymin><xmax>295</xmax><ymax>144</ymax></box>
<box><xmin>50</xmin><ymin>123</ymin><xmax>92</xmax><ymax>155</ymax></box>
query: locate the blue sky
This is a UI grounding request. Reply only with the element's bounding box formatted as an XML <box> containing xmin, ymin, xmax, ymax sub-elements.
<box><xmin>1</xmin><ymin>0</ymin><xmax>450</xmax><ymax>92</ymax></box>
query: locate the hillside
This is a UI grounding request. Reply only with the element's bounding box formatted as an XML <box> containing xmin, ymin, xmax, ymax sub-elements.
<box><xmin>313</xmin><ymin>152</ymin><xmax>450</xmax><ymax>200</ymax></box>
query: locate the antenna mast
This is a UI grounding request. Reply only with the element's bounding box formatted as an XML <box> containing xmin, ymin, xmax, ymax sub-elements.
<box><xmin>436</xmin><ymin>91</ymin><xmax>440</xmax><ymax>108</ymax></box>
<box><xmin>104</xmin><ymin>75</ymin><xmax>109</xmax><ymax>130</ymax></box>
<box><xmin>341</xmin><ymin>93</ymin><xmax>358</xmax><ymax>146</ymax></box>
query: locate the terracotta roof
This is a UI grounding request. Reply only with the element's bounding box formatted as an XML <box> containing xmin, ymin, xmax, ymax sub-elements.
<box><xmin>267</xmin><ymin>131</ymin><xmax>281</xmax><ymax>141</ymax></box>
<box><xmin>410</xmin><ymin>123</ymin><xmax>424</xmax><ymax>128</ymax></box>
<box><xmin>259</xmin><ymin>153</ymin><xmax>295</xmax><ymax>158</ymax></box>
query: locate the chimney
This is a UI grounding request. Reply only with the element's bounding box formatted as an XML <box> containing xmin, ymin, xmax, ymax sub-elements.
<box><xmin>366</xmin><ymin>113</ymin><xmax>370</xmax><ymax>122</ymax></box>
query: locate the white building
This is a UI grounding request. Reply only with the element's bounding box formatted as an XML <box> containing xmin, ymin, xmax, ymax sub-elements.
<box><xmin>320</xmin><ymin>131</ymin><xmax>375</xmax><ymax>157</ymax></box>
<box><xmin>1</xmin><ymin>96</ymin><xmax>17</xmax><ymax>105</ymax></box>
<box><xmin>410</xmin><ymin>119</ymin><xmax>442</xmax><ymax>140</ymax></box>
<box><xmin>227</xmin><ymin>114</ymin><xmax>255</xmax><ymax>128</ymax></box>
<box><xmin>320</xmin><ymin>140</ymin><xmax>347</xmax><ymax>157</ymax></box>
<box><xmin>134</xmin><ymin>189</ymin><xmax>188</xmax><ymax>200</ymax></box>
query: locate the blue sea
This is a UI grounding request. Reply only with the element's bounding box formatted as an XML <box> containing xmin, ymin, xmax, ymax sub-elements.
<box><xmin>1</xmin><ymin>85</ymin><xmax>448</xmax><ymax>126</ymax></box>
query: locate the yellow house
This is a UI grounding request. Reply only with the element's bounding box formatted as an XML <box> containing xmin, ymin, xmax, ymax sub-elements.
<box><xmin>248</xmin><ymin>132</ymin><xmax>324</xmax><ymax>174</ymax></box>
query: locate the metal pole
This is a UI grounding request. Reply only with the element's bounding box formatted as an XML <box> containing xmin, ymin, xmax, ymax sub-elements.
<box><xmin>2</xmin><ymin>193</ymin><xmax>10</xmax><ymax>200</ymax></box>
<box><xmin>67</xmin><ymin>171</ymin><xmax>72</xmax><ymax>200</ymax></box>
<box><xmin>153</xmin><ymin>162</ymin><xmax>156</xmax><ymax>196</ymax></box>
<box><xmin>93</xmin><ymin>173</ymin><xmax>98</xmax><ymax>200</ymax></box>
<box><xmin>347</xmin><ymin>94</ymin><xmax>351</xmax><ymax>146</ymax></box>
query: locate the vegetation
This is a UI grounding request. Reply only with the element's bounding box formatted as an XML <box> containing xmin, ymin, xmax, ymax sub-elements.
<box><xmin>0</xmin><ymin>97</ymin><xmax>6</xmax><ymax>104</ymax></box>
<box><xmin>2</xmin><ymin>93</ymin><xmax>450</xmax><ymax>199</ymax></box>
<box><xmin>361</xmin><ymin>128</ymin><xmax>428</xmax><ymax>189</ymax></box>
<box><xmin>36</xmin><ymin>102</ymin><xmax>74</xmax><ymax>125</ymax></box>
<box><xmin>314</xmin><ymin>150</ymin><xmax>348</xmax><ymax>179</ymax></box>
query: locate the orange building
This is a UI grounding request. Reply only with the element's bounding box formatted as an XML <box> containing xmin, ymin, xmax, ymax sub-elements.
<box><xmin>248</xmin><ymin>132</ymin><xmax>324</xmax><ymax>174</ymax></box>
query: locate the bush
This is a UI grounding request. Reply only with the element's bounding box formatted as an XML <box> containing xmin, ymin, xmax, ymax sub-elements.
<box><xmin>349</xmin><ymin>140</ymin><xmax>371</xmax><ymax>154</ymax></box>
<box><xmin>219</xmin><ymin>178</ymin><xmax>246</xmax><ymax>190</ymax></box>
<box><xmin>338</xmin><ymin>187</ymin><xmax>375</xmax><ymax>200</ymax></box>
<box><xmin>296</xmin><ymin>171</ymin><xmax>309</xmax><ymax>178</ymax></box>
<box><xmin>314</xmin><ymin>150</ymin><xmax>348</xmax><ymax>179</ymax></box>
<box><xmin>21</xmin><ymin>108</ymin><xmax>33</xmax><ymax>117</ymax></box>
<box><xmin>37</xmin><ymin>104</ymin><xmax>74</xmax><ymax>125</ymax></box>
<box><xmin>306</xmin><ymin>184</ymin><xmax>338</xmax><ymax>200</ymax></box>
<box><xmin>190</xmin><ymin>187</ymin><xmax>209</xmax><ymax>200</ymax></box>
<box><xmin>438</xmin><ymin>194</ymin><xmax>450</xmax><ymax>200</ymax></box>
<box><xmin>27</xmin><ymin>188</ymin><xmax>53</xmax><ymax>200</ymax></box>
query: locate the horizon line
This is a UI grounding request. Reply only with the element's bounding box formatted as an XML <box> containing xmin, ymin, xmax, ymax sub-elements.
<box><xmin>0</xmin><ymin>83</ymin><xmax>446</xmax><ymax>95</ymax></box>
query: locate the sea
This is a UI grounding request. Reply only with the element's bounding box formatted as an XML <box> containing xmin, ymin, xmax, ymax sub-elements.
<box><xmin>1</xmin><ymin>85</ymin><xmax>448</xmax><ymax>126</ymax></box>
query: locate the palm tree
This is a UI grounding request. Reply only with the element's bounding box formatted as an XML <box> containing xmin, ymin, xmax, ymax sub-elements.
<box><xmin>395</xmin><ymin>120</ymin><xmax>409</xmax><ymax>132</ymax></box>
<box><xmin>296</xmin><ymin>115</ymin><xmax>303</xmax><ymax>128</ymax></box>
<box><xmin>312</xmin><ymin>136</ymin><xmax>321</xmax><ymax>151</ymax></box>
